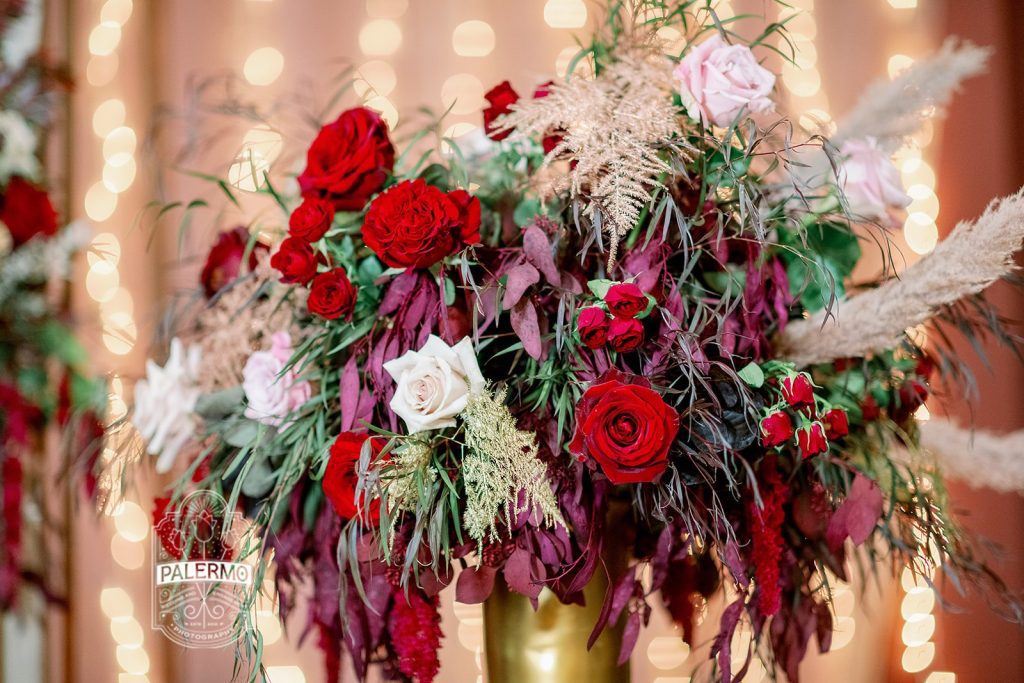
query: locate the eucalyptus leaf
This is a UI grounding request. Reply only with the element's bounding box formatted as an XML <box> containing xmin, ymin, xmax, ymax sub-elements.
<box><xmin>224</xmin><ymin>420</ymin><xmax>262</xmax><ymax>448</ymax></box>
<box><xmin>737</xmin><ymin>362</ymin><xmax>765</xmax><ymax>388</ymax></box>
<box><xmin>195</xmin><ymin>387</ymin><xmax>245</xmax><ymax>420</ymax></box>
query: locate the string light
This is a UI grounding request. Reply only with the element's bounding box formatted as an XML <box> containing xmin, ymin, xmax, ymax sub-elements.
<box><xmin>441</xmin><ymin>73</ymin><xmax>485</xmax><ymax>115</ymax></box>
<box><xmin>646</xmin><ymin>636</ymin><xmax>690</xmax><ymax>670</ymax></box>
<box><xmin>452</xmin><ymin>20</ymin><xmax>496</xmax><ymax>57</ymax></box>
<box><xmin>243</xmin><ymin>47</ymin><xmax>285</xmax><ymax>86</ymax></box>
<box><xmin>543</xmin><ymin>0</ymin><xmax>588</xmax><ymax>29</ymax></box>
<box><xmin>453</xmin><ymin>596</ymin><xmax>484</xmax><ymax>681</ymax></box>
<box><xmin>359</xmin><ymin>19</ymin><xmax>403</xmax><ymax>56</ymax></box>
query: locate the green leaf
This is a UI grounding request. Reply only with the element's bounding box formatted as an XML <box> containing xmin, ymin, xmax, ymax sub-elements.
<box><xmin>737</xmin><ymin>362</ymin><xmax>765</xmax><ymax>388</ymax></box>
<box><xmin>513</xmin><ymin>198</ymin><xmax>541</xmax><ymax>227</ymax></box>
<box><xmin>195</xmin><ymin>387</ymin><xmax>245</xmax><ymax>420</ymax></box>
<box><xmin>443</xmin><ymin>277</ymin><xmax>456</xmax><ymax>306</ymax></box>
<box><xmin>586</xmin><ymin>278</ymin><xmax>615</xmax><ymax>299</ymax></box>
<box><xmin>224</xmin><ymin>420</ymin><xmax>261</xmax><ymax>448</ymax></box>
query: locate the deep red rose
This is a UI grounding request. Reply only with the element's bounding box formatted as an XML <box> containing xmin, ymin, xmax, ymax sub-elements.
<box><xmin>822</xmin><ymin>408</ymin><xmax>849</xmax><ymax>440</ymax></box>
<box><xmin>483</xmin><ymin>81</ymin><xmax>520</xmax><ymax>141</ymax></box>
<box><xmin>270</xmin><ymin>236</ymin><xmax>318</xmax><ymax>285</ymax></box>
<box><xmin>796</xmin><ymin>422</ymin><xmax>828</xmax><ymax>458</ymax></box>
<box><xmin>363</xmin><ymin>179</ymin><xmax>481</xmax><ymax>269</ymax></box>
<box><xmin>759</xmin><ymin>411</ymin><xmax>794</xmax><ymax>447</ymax></box>
<box><xmin>289</xmin><ymin>197</ymin><xmax>335</xmax><ymax>242</ymax></box>
<box><xmin>606</xmin><ymin>317</ymin><xmax>644</xmax><ymax>352</ymax></box>
<box><xmin>200</xmin><ymin>226</ymin><xmax>267</xmax><ymax>298</ymax></box>
<box><xmin>533</xmin><ymin>81</ymin><xmax>555</xmax><ymax>99</ymax></box>
<box><xmin>568</xmin><ymin>371</ymin><xmax>679</xmax><ymax>484</ymax></box>
<box><xmin>577</xmin><ymin>306</ymin><xmax>609</xmax><ymax>349</ymax></box>
<box><xmin>0</xmin><ymin>176</ymin><xmax>58</xmax><ymax>247</ymax></box>
<box><xmin>307</xmin><ymin>268</ymin><xmax>357</xmax><ymax>320</ymax></box>
<box><xmin>297</xmin><ymin>107</ymin><xmax>395</xmax><ymax>212</ymax></box>
<box><xmin>604</xmin><ymin>282</ymin><xmax>648</xmax><ymax>318</ymax></box>
<box><xmin>0</xmin><ymin>382</ymin><xmax>39</xmax><ymax>446</ymax></box>
<box><xmin>860</xmin><ymin>395</ymin><xmax>880</xmax><ymax>422</ymax></box>
<box><xmin>323</xmin><ymin>431</ymin><xmax>382</xmax><ymax>523</ymax></box>
<box><xmin>781</xmin><ymin>373</ymin><xmax>814</xmax><ymax>407</ymax></box>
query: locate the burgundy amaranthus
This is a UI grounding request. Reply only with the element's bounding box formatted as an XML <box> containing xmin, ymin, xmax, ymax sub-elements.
<box><xmin>388</xmin><ymin>588</ymin><xmax>443</xmax><ymax>683</ymax></box>
<box><xmin>748</xmin><ymin>456</ymin><xmax>788</xmax><ymax>617</ymax></box>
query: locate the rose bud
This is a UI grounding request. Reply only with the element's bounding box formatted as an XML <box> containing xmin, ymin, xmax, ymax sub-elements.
<box><xmin>604</xmin><ymin>282</ymin><xmax>649</xmax><ymax>319</ymax></box>
<box><xmin>482</xmin><ymin>81</ymin><xmax>520</xmax><ymax>141</ymax></box>
<box><xmin>607</xmin><ymin>317</ymin><xmax>644</xmax><ymax>353</ymax></box>
<box><xmin>200</xmin><ymin>226</ymin><xmax>267</xmax><ymax>298</ymax></box>
<box><xmin>323</xmin><ymin>431</ymin><xmax>383</xmax><ymax>523</ymax></box>
<box><xmin>759</xmin><ymin>411</ymin><xmax>794</xmax><ymax>447</ymax></box>
<box><xmin>781</xmin><ymin>372</ymin><xmax>815</xmax><ymax>407</ymax></box>
<box><xmin>288</xmin><ymin>197</ymin><xmax>335</xmax><ymax>242</ymax></box>
<box><xmin>796</xmin><ymin>422</ymin><xmax>828</xmax><ymax>459</ymax></box>
<box><xmin>270</xmin><ymin>236</ymin><xmax>319</xmax><ymax>285</ymax></box>
<box><xmin>307</xmin><ymin>268</ymin><xmax>358</xmax><ymax>320</ymax></box>
<box><xmin>860</xmin><ymin>395</ymin><xmax>881</xmax><ymax>422</ymax></box>
<box><xmin>577</xmin><ymin>307</ymin><xmax>610</xmax><ymax>349</ymax></box>
<box><xmin>822</xmin><ymin>407</ymin><xmax>849</xmax><ymax>440</ymax></box>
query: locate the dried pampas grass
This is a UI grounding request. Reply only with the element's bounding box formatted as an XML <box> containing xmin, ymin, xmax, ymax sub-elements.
<box><xmin>778</xmin><ymin>189</ymin><xmax>1024</xmax><ymax>365</ymax></box>
<box><xmin>919</xmin><ymin>419</ymin><xmax>1024</xmax><ymax>494</ymax></box>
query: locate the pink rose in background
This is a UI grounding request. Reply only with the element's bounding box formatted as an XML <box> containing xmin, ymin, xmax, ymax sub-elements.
<box><xmin>242</xmin><ymin>332</ymin><xmax>311</xmax><ymax>429</ymax></box>
<box><xmin>673</xmin><ymin>35</ymin><xmax>776</xmax><ymax>128</ymax></box>
<box><xmin>839</xmin><ymin>137</ymin><xmax>911</xmax><ymax>223</ymax></box>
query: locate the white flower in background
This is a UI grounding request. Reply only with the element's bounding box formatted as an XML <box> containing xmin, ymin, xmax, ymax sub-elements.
<box><xmin>838</xmin><ymin>137</ymin><xmax>911</xmax><ymax>223</ymax></box>
<box><xmin>0</xmin><ymin>110</ymin><xmax>41</xmax><ymax>183</ymax></box>
<box><xmin>384</xmin><ymin>335</ymin><xmax>486</xmax><ymax>434</ymax></box>
<box><xmin>242</xmin><ymin>331</ymin><xmax>311</xmax><ymax>429</ymax></box>
<box><xmin>132</xmin><ymin>338</ymin><xmax>202</xmax><ymax>473</ymax></box>
<box><xmin>673</xmin><ymin>35</ymin><xmax>776</xmax><ymax>128</ymax></box>
<box><xmin>1</xmin><ymin>0</ymin><xmax>43</xmax><ymax>73</ymax></box>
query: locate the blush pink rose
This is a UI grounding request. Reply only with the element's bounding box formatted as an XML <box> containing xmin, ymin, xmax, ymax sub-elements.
<box><xmin>242</xmin><ymin>331</ymin><xmax>311</xmax><ymax>430</ymax></box>
<box><xmin>838</xmin><ymin>138</ymin><xmax>911</xmax><ymax>223</ymax></box>
<box><xmin>673</xmin><ymin>35</ymin><xmax>776</xmax><ymax>128</ymax></box>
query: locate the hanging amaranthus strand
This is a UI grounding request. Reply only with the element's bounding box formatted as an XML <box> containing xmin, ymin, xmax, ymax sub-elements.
<box><xmin>749</xmin><ymin>456</ymin><xmax>788</xmax><ymax>617</ymax></box>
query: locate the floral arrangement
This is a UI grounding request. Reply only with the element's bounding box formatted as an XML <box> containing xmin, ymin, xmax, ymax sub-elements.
<box><xmin>128</xmin><ymin>2</ymin><xmax>1023</xmax><ymax>681</ymax></box>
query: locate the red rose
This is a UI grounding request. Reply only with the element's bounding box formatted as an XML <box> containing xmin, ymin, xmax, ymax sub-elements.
<box><xmin>1</xmin><ymin>176</ymin><xmax>58</xmax><ymax>247</ymax></box>
<box><xmin>323</xmin><ymin>431</ymin><xmax>382</xmax><ymax>523</ymax></box>
<box><xmin>822</xmin><ymin>408</ymin><xmax>849</xmax><ymax>440</ymax></box>
<box><xmin>568</xmin><ymin>371</ymin><xmax>679</xmax><ymax>484</ymax></box>
<box><xmin>604</xmin><ymin>282</ymin><xmax>649</xmax><ymax>318</ymax></box>
<box><xmin>200</xmin><ymin>226</ymin><xmax>267</xmax><ymax>298</ymax></box>
<box><xmin>781</xmin><ymin>373</ymin><xmax>814</xmax><ymax>407</ymax></box>
<box><xmin>362</xmin><ymin>179</ymin><xmax>481</xmax><ymax>269</ymax></box>
<box><xmin>860</xmin><ymin>395</ymin><xmax>880</xmax><ymax>422</ymax></box>
<box><xmin>297</xmin><ymin>107</ymin><xmax>395</xmax><ymax>212</ymax></box>
<box><xmin>483</xmin><ymin>81</ymin><xmax>520</xmax><ymax>141</ymax></box>
<box><xmin>796</xmin><ymin>422</ymin><xmax>828</xmax><ymax>458</ymax></box>
<box><xmin>270</xmin><ymin>237</ymin><xmax>318</xmax><ymax>285</ymax></box>
<box><xmin>289</xmin><ymin>197</ymin><xmax>335</xmax><ymax>242</ymax></box>
<box><xmin>307</xmin><ymin>268</ymin><xmax>357</xmax><ymax>320</ymax></box>
<box><xmin>577</xmin><ymin>306</ymin><xmax>609</xmax><ymax>349</ymax></box>
<box><xmin>606</xmin><ymin>317</ymin><xmax>644</xmax><ymax>352</ymax></box>
<box><xmin>759</xmin><ymin>411</ymin><xmax>794</xmax><ymax>447</ymax></box>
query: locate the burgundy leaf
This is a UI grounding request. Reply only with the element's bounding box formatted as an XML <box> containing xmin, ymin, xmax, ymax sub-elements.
<box><xmin>722</xmin><ymin>541</ymin><xmax>750</xmax><ymax>590</ymax></box>
<box><xmin>379</xmin><ymin>271</ymin><xmax>419</xmax><ymax>316</ymax></box>
<box><xmin>711</xmin><ymin>598</ymin><xmax>745</xmax><ymax>683</ymax></box>
<box><xmin>523</xmin><ymin>225</ymin><xmax>561</xmax><ymax>285</ymax></box>
<box><xmin>502</xmin><ymin>263</ymin><xmax>540</xmax><ymax>309</ymax></box>
<box><xmin>826</xmin><ymin>474</ymin><xmax>884</xmax><ymax>551</ymax></box>
<box><xmin>510</xmin><ymin>299</ymin><xmax>543</xmax><ymax>360</ymax></box>
<box><xmin>504</xmin><ymin>548</ymin><xmax>542</xmax><ymax>599</ymax></box>
<box><xmin>455</xmin><ymin>565</ymin><xmax>497</xmax><ymax>604</ymax></box>
<box><xmin>617</xmin><ymin>610</ymin><xmax>641</xmax><ymax>666</ymax></box>
<box><xmin>340</xmin><ymin>357</ymin><xmax>360</xmax><ymax>431</ymax></box>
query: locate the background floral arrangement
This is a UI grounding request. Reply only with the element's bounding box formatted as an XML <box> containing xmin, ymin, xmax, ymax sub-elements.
<box><xmin>127</xmin><ymin>1</ymin><xmax>1024</xmax><ymax>681</ymax></box>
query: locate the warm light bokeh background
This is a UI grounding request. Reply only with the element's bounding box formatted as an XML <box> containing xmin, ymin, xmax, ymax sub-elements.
<box><xmin>35</xmin><ymin>0</ymin><xmax>1024</xmax><ymax>681</ymax></box>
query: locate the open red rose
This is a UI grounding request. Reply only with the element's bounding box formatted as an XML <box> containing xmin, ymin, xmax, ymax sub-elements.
<box><xmin>297</xmin><ymin>107</ymin><xmax>395</xmax><ymax>212</ymax></box>
<box><xmin>781</xmin><ymin>372</ymin><xmax>814</xmax><ymax>407</ymax></box>
<box><xmin>270</xmin><ymin>236</ymin><xmax>318</xmax><ymax>285</ymax></box>
<box><xmin>568</xmin><ymin>370</ymin><xmax>679</xmax><ymax>484</ymax></box>
<box><xmin>822</xmin><ymin>407</ymin><xmax>849</xmax><ymax>440</ymax></box>
<box><xmin>307</xmin><ymin>268</ymin><xmax>357</xmax><ymax>320</ymax></box>
<box><xmin>483</xmin><ymin>81</ymin><xmax>519</xmax><ymax>141</ymax></box>
<box><xmin>759</xmin><ymin>411</ymin><xmax>794</xmax><ymax>447</ymax></box>
<box><xmin>200</xmin><ymin>226</ymin><xmax>267</xmax><ymax>298</ymax></box>
<box><xmin>577</xmin><ymin>306</ymin><xmax>609</xmax><ymax>349</ymax></box>
<box><xmin>796</xmin><ymin>422</ymin><xmax>828</xmax><ymax>458</ymax></box>
<box><xmin>604</xmin><ymin>282</ymin><xmax>648</xmax><ymax>318</ymax></box>
<box><xmin>323</xmin><ymin>431</ymin><xmax>383</xmax><ymax>523</ymax></box>
<box><xmin>362</xmin><ymin>179</ymin><xmax>481</xmax><ymax>269</ymax></box>
<box><xmin>289</xmin><ymin>197</ymin><xmax>335</xmax><ymax>242</ymax></box>
<box><xmin>1</xmin><ymin>176</ymin><xmax>58</xmax><ymax>247</ymax></box>
<box><xmin>606</xmin><ymin>317</ymin><xmax>644</xmax><ymax>352</ymax></box>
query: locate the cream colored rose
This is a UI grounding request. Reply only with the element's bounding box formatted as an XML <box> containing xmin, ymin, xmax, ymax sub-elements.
<box><xmin>673</xmin><ymin>35</ymin><xmax>776</xmax><ymax>128</ymax></box>
<box><xmin>839</xmin><ymin>137</ymin><xmax>910</xmax><ymax>223</ymax></box>
<box><xmin>383</xmin><ymin>335</ymin><xmax>485</xmax><ymax>434</ymax></box>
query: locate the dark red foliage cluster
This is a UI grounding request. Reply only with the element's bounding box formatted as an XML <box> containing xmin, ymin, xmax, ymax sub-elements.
<box><xmin>748</xmin><ymin>456</ymin><xmax>788</xmax><ymax>617</ymax></box>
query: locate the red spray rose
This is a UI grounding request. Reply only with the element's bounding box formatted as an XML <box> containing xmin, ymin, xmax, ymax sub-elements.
<box><xmin>822</xmin><ymin>407</ymin><xmax>849</xmax><ymax>440</ymax></box>
<box><xmin>297</xmin><ymin>107</ymin><xmax>395</xmax><ymax>211</ymax></box>
<box><xmin>200</xmin><ymin>226</ymin><xmax>267</xmax><ymax>298</ymax></box>
<box><xmin>270</xmin><ymin>236</ymin><xmax>318</xmax><ymax>285</ymax></box>
<box><xmin>0</xmin><ymin>176</ymin><xmax>58</xmax><ymax>247</ymax></box>
<box><xmin>604</xmin><ymin>282</ymin><xmax>648</xmax><ymax>318</ymax></box>
<box><xmin>307</xmin><ymin>268</ymin><xmax>357</xmax><ymax>320</ymax></box>
<box><xmin>759</xmin><ymin>411</ymin><xmax>794</xmax><ymax>447</ymax></box>
<box><xmin>323</xmin><ymin>431</ymin><xmax>382</xmax><ymax>523</ymax></box>
<box><xmin>288</xmin><ymin>197</ymin><xmax>335</xmax><ymax>242</ymax></box>
<box><xmin>606</xmin><ymin>317</ymin><xmax>644</xmax><ymax>352</ymax></box>
<box><xmin>362</xmin><ymin>179</ymin><xmax>481</xmax><ymax>269</ymax></box>
<box><xmin>482</xmin><ymin>81</ymin><xmax>519</xmax><ymax>140</ymax></box>
<box><xmin>796</xmin><ymin>422</ymin><xmax>828</xmax><ymax>458</ymax></box>
<box><xmin>781</xmin><ymin>372</ymin><xmax>814</xmax><ymax>407</ymax></box>
<box><xmin>861</xmin><ymin>395</ymin><xmax>880</xmax><ymax>421</ymax></box>
<box><xmin>568</xmin><ymin>370</ymin><xmax>679</xmax><ymax>484</ymax></box>
<box><xmin>577</xmin><ymin>306</ymin><xmax>610</xmax><ymax>349</ymax></box>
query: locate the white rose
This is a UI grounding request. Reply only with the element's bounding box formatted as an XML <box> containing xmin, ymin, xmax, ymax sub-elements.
<box><xmin>383</xmin><ymin>335</ymin><xmax>486</xmax><ymax>434</ymax></box>
<box><xmin>131</xmin><ymin>338</ymin><xmax>202</xmax><ymax>473</ymax></box>
<box><xmin>242</xmin><ymin>331</ymin><xmax>311</xmax><ymax>430</ymax></box>
<box><xmin>0</xmin><ymin>110</ymin><xmax>41</xmax><ymax>184</ymax></box>
<box><xmin>673</xmin><ymin>35</ymin><xmax>776</xmax><ymax>128</ymax></box>
<box><xmin>839</xmin><ymin>137</ymin><xmax>910</xmax><ymax>223</ymax></box>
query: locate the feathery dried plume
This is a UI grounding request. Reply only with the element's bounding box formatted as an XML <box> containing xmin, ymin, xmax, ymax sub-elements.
<box><xmin>834</xmin><ymin>39</ymin><xmax>990</xmax><ymax>151</ymax></box>
<box><xmin>918</xmin><ymin>419</ymin><xmax>1024</xmax><ymax>494</ymax></box>
<box><xmin>461</xmin><ymin>387</ymin><xmax>564</xmax><ymax>544</ymax></box>
<box><xmin>779</xmin><ymin>189</ymin><xmax>1024</xmax><ymax>366</ymax></box>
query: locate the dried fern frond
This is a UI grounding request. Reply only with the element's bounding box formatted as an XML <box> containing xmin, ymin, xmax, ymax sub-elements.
<box><xmin>834</xmin><ymin>39</ymin><xmax>989</xmax><ymax>151</ymax></box>
<box><xmin>778</xmin><ymin>189</ymin><xmax>1024</xmax><ymax>365</ymax></box>
<box><xmin>918</xmin><ymin>419</ymin><xmax>1024</xmax><ymax>494</ymax></box>
<box><xmin>461</xmin><ymin>387</ymin><xmax>564</xmax><ymax>545</ymax></box>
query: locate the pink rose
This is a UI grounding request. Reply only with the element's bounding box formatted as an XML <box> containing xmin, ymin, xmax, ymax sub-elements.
<box><xmin>673</xmin><ymin>35</ymin><xmax>776</xmax><ymax>128</ymax></box>
<box><xmin>839</xmin><ymin>138</ymin><xmax>910</xmax><ymax>223</ymax></box>
<box><xmin>242</xmin><ymin>332</ymin><xmax>311</xmax><ymax>429</ymax></box>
